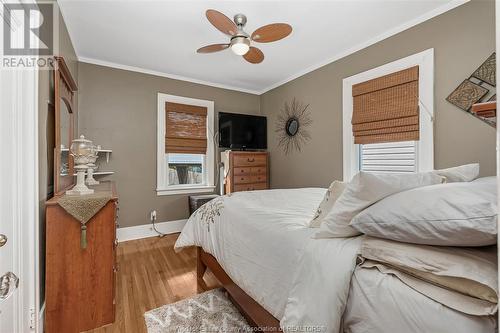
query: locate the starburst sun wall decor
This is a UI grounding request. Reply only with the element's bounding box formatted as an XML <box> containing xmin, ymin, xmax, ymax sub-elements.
<box><xmin>275</xmin><ymin>98</ymin><xmax>312</xmax><ymax>154</ymax></box>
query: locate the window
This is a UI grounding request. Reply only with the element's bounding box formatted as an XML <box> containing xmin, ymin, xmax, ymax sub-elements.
<box><xmin>157</xmin><ymin>94</ymin><xmax>215</xmax><ymax>196</ymax></box>
<box><xmin>359</xmin><ymin>141</ymin><xmax>417</xmax><ymax>173</ymax></box>
<box><xmin>342</xmin><ymin>49</ymin><xmax>434</xmax><ymax>181</ymax></box>
<box><xmin>167</xmin><ymin>153</ymin><xmax>204</xmax><ymax>185</ymax></box>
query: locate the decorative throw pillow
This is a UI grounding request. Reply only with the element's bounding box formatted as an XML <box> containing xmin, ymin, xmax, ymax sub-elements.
<box><xmin>350</xmin><ymin>177</ymin><xmax>497</xmax><ymax>246</ymax></box>
<box><xmin>315</xmin><ymin>171</ymin><xmax>443</xmax><ymax>238</ymax></box>
<box><xmin>309</xmin><ymin>181</ymin><xmax>346</xmax><ymax>228</ymax></box>
<box><xmin>434</xmin><ymin>163</ymin><xmax>480</xmax><ymax>182</ymax></box>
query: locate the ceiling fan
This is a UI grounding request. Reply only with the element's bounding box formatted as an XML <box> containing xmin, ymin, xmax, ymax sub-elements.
<box><xmin>197</xmin><ymin>9</ymin><xmax>292</xmax><ymax>64</ymax></box>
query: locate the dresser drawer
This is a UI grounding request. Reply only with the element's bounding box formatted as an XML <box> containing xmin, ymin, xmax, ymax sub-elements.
<box><xmin>233</xmin><ymin>167</ymin><xmax>252</xmax><ymax>176</ymax></box>
<box><xmin>252</xmin><ymin>174</ymin><xmax>267</xmax><ymax>183</ymax></box>
<box><xmin>233</xmin><ymin>154</ymin><xmax>267</xmax><ymax>167</ymax></box>
<box><xmin>234</xmin><ymin>182</ymin><xmax>268</xmax><ymax>192</ymax></box>
<box><xmin>251</xmin><ymin>166</ymin><xmax>267</xmax><ymax>175</ymax></box>
<box><xmin>234</xmin><ymin>174</ymin><xmax>267</xmax><ymax>184</ymax></box>
<box><xmin>233</xmin><ymin>175</ymin><xmax>254</xmax><ymax>184</ymax></box>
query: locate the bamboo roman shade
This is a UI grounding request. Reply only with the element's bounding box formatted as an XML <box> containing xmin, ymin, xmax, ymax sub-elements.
<box><xmin>352</xmin><ymin>66</ymin><xmax>419</xmax><ymax>144</ymax></box>
<box><xmin>165</xmin><ymin>102</ymin><xmax>207</xmax><ymax>154</ymax></box>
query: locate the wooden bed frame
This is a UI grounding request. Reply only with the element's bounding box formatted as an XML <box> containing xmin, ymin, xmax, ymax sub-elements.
<box><xmin>196</xmin><ymin>247</ymin><xmax>281</xmax><ymax>331</ymax></box>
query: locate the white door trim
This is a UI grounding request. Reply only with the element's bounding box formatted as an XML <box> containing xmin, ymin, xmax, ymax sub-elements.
<box><xmin>495</xmin><ymin>0</ymin><xmax>499</xmax><ymax>290</ymax></box>
<box><xmin>0</xmin><ymin>0</ymin><xmax>40</xmax><ymax>331</ymax></box>
<box><xmin>342</xmin><ymin>48</ymin><xmax>435</xmax><ymax>181</ymax></box>
<box><xmin>0</xmin><ymin>54</ymin><xmax>40</xmax><ymax>333</ymax></box>
<box><xmin>17</xmin><ymin>59</ymin><xmax>40</xmax><ymax>333</ymax></box>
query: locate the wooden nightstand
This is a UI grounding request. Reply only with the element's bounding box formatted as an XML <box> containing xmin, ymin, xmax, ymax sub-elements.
<box><xmin>189</xmin><ymin>194</ymin><xmax>220</xmax><ymax>215</ymax></box>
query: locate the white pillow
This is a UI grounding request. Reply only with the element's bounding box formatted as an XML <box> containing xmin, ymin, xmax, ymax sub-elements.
<box><xmin>315</xmin><ymin>171</ymin><xmax>443</xmax><ymax>238</ymax></box>
<box><xmin>350</xmin><ymin>177</ymin><xmax>497</xmax><ymax>246</ymax></box>
<box><xmin>434</xmin><ymin>163</ymin><xmax>480</xmax><ymax>182</ymax></box>
<box><xmin>309</xmin><ymin>181</ymin><xmax>346</xmax><ymax>228</ymax></box>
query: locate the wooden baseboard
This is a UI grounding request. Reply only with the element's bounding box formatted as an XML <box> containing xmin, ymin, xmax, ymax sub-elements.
<box><xmin>116</xmin><ymin>219</ymin><xmax>187</xmax><ymax>242</ymax></box>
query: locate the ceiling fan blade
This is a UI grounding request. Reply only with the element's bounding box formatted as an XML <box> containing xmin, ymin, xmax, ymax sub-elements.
<box><xmin>197</xmin><ymin>44</ymin><xmax>230</xmax><ymax>53</ymax></box>
<box><xmin>251</xmin><ymin>23</ymin><xmax>292</xmax><ymax>43</ymax></box>
<box><xmin>243</xmin><ymin>47</ymin><xmax>264</xmax><ymax>64</ymax></box>
<box><xmin>206</xmin><ymin>9</ymin><xmax>238</xmax><ymax>36</ymax></box>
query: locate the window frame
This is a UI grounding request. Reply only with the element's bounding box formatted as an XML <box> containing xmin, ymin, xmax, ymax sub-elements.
<box><xmin>342</xmin><ymin>48</ymin><xmax>435</xmax><ymax>181</ymax></box>
<box><xmin>157</xmin><ymin>93</ymin><xmax>215</xmax><ymax>196</ymax></box>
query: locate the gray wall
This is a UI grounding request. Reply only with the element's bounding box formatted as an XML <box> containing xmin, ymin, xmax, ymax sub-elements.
<box><xmin>77</xmin><ymin>0</ymin><xmax>496</xmax><ymax>229</ymax></box>
<box><xmin>77</xmin><ymin>63</ymin><xmax>260</xmax><ymax>228</ymax></box>
<box><xmin>38</xmin><ymin>2</ymin><xmax>78</xmax><ymax>305</ymax></box>
<box><xmin>261</xmin><ymin>0</ymin><xmax>496</xmax><ymax>189</ymax></box>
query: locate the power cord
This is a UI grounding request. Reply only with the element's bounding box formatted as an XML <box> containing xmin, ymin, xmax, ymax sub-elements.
<box><xmin>152</xmin><ymin>124</ymin><xmax>222</xmax><ymax>239</ymax></box>
<box><xmin>150</xmin><ymin>211</ymin><xmax>166</xmax><ymax>238</ymax></box>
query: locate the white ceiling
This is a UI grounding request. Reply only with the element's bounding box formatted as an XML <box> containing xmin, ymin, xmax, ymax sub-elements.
<box><xmin>58</xmin><ymin>0</ymin><xmax>466</xmax><ymax>94</ymax></box>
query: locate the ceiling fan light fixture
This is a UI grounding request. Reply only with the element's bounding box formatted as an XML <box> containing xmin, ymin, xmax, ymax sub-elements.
<box><xmin>230</xmin><ymin>36</ymin><xmax>250</xmax><ymax>55</ymax></box>
<box><xmin>198</xmin><ymin>9</ymin><xmax>292</xmax><ymax>64</ymax></box>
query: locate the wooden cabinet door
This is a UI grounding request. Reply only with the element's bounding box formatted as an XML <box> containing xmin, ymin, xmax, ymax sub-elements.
<box><xmin>45</xmin><ymin>201</ymin><xmax>116</xmax><ymax>333</ymax></box>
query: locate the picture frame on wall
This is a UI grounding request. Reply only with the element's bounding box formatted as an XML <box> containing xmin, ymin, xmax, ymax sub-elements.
<box><xmin>446</xmin><ymin>79</ymin><xmax>489</xmax><ymax>111</ymax></box>
<box><xmin>446</xmin><ymin>52</ymin><xmax>496</xmax><ymax>127</ymax></box>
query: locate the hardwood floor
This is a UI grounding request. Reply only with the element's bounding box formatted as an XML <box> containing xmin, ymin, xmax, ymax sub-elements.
<box><xmin>85</xmin><ymin>234</ymin><xmax>219</xmax><ymax>333</ymax></box>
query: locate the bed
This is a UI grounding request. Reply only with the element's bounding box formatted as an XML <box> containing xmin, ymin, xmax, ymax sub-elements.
<box><xmin>174</xmin><ymin>186</ymin><xmax>497</xmax><ymax>333</ymax></box>
<box><xmin>343</xmin><ymin>267</ymin><xmax>497</xmax><ymax>333</ymax></box>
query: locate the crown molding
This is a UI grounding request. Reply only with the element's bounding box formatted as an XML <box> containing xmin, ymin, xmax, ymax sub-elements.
<box><xmin>78</xmin><ymin>0</ymin><xmax>468</xmax><ymax>96</ymax></box>
<box><xmin>257</xmin><ymin>0</ymin><xmax>468</xmax><ymax>94</ymax></box>
<box><xmin>78</xmin><ymin>56</ymin><xmax>261</xmax><ymax>95</ymax></box>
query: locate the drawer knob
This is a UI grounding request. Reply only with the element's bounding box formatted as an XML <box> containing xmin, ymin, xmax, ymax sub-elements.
<box><xmin>247</xmin><ymin>158</ymin><xmax>255</xmax><ymax>162</ymax></box>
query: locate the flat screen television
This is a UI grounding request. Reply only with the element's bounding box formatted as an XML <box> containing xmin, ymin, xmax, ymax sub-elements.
<box><xmin>218</xmin><ymin>112</ymin><xmax>267</xmax><ymax>150</ymax></box>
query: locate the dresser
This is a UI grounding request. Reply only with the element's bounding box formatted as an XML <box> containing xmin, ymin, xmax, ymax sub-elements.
<box><xmin>45</xmin><ymin>182</ymin><xmax>118</xmax><ymax>333</ymax></box>
<box><xmin>222</xmin><ymin>151</ymin><xmax>269</xmax><ymax>194</ymax></box>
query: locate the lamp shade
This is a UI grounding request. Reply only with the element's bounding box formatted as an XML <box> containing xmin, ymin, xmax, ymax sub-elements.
<box><xmin>230</xmin><ymin>37</ymin><xmax>250</xmax><ymax>56</ymax></box>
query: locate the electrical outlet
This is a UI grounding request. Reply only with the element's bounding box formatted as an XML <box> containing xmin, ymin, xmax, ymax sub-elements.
<box><xmin>150</xmin><ymin>210</ymin><xmax>157</xmax><ymax>221</ymax></box>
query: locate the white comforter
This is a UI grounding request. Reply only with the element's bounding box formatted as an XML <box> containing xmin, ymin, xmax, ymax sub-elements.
<box><xmin>175</xmin><ymin>188</ymin><xmax>362</xmax><ymax>333</ymax></box>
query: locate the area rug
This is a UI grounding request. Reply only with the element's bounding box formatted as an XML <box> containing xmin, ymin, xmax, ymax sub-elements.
<box><xmin>144</xmin><ymin>288</ymin><xmax>252</xmax><ymax>333</ymax></box>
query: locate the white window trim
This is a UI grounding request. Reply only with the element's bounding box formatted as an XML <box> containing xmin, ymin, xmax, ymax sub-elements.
<box><xmin>156</xmin><ymin>93</ymin><xmax>215</xmax><ymax>196</ymax></box>
<box><xmin>342</xmin><ymin>48</ymin><xmax>435</xmax><ymax>181</ymax></box>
